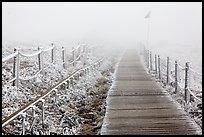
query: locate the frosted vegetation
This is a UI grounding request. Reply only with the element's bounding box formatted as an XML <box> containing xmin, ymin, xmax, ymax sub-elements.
<box><xmin>2</xmin><ymin>42</ymin><xmax>119</xmax><ymax>135</ymax></box>
<box><xmin>2</xmin><ymin>41</ymin><xmax>201</xmax><ymax>134</ymax></box>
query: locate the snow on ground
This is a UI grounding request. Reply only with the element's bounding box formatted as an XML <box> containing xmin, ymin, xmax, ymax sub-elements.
<box><xmin>2</xmin><ymin>43</ymin><xmax>119</xmax><ymax>135</ymax></box>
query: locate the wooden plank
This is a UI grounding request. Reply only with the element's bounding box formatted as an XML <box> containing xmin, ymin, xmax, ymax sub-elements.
<box><xmin>100</xmin><ymin>50</ymin><xmax>201</xmax><ymax>135</ymax></box>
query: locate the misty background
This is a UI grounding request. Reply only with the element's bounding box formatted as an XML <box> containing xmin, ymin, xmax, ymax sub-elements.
<box><xmin>2</xmin><ymin>2</ymin><xmax>202</xmax><ymax>71</ymax></box>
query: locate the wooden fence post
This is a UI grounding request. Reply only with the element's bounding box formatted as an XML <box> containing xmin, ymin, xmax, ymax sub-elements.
<box><xmin>21</xmin><ymin>113</ymin><xmax>26</xmax><ymax>135</ymax></box>
<box><xmin>155</xmin><ymin>54</ymin><xmax>157</xmax><ymax>74</ymax></box>
<box><xmin>174</xmin><ymin>61</ymin><xmax>178</xmax><ymax>93</ymax></box>
<box><xmin>158</xmin><ymin>55</ymin><xmax>161</xmax><ymax>79</ymax></box>
<box><xmin>38</xmin><ymin>47</ymin><xmax>42</xmax><ymax>70</ymax></box>
<box><xmin>184</xmin><ymin>62</ymin><xmax>190</xmax><ymax>104</ymax></box>
<box><xmin>41</xmin><ymin>100</ymin><xmax>45</xmax><ymax>128</ymax></box>
<box><xmin>16</xmin><ymin>49</ymin><xmax>20</xmax><ymax>89</ymax></box>
<box><xmin>12</xmin><ymin>48</ymin><xmax>17</xmax><ymax>86</ymax></box>
<box><xmin>51</xmin><ymin>43</ymin><xmax>54</xmax><ymax>63</ymax></box>
<box><xmin>150</xmin><ymin>51</ymin><xmax>152</xmax><ymax>71</ymax></box>
<box><xmin>72</xmin><ymin>47</ymin><xmax>75</xmax><ymax>67</ymax></box>
<box><xmin>62</xmin><ymin>47</ymin><xmax>65</xmax><ymax>69</ymax></box>
<box><xmin>166</xmin><ymin>57</ymin><xmax>169</xmax><ymax>84</ymax></box>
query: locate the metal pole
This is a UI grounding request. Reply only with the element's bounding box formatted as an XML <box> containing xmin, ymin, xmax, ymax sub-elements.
<box><xmin>158</xmin><ymin>55</ymin><xmax>161</xmax><ymax>79</ymax></box>
<box><xmin>155</xmin><ymin>54</ymin><xmax>157</xmax><ymax>74</ymax></box>
<box><xmin>166</xmin><ymin>57</ymin><xmax>169</xmax><ymax>84</ymax></box>
<box><xmin>146</xmin><ymin>16</ymin><xmax>150</xmax><ymax>51</ymax></box>
<box><xmin>184</xmin><ymin>62</ymin><xmax>190</xmax><ymax>104</ymax></box>
<box><xmin>175</xmin><ymin>61</ymin><xmax>178</xmax><ymax>93</ymax></box>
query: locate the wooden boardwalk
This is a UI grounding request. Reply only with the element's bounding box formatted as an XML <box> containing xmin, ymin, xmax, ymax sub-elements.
<box><xmin>100</xmin><ymin>49</ymin><xmax>202</xmax><ymax>135</ymax></box>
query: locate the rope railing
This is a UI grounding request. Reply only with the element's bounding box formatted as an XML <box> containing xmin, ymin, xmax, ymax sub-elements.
<box><xmin>19</xmin><ymin>49</ymin><xmax>42</xmax><ymax>57</ymax></box>
<box><xmin>2</xmin><ymin>43</ymin><xmax>89</xmax><ymax>89</ymax></box>
<box><xmin>2</xmin><ymin>58</ymin><xmax>103</xmax><ymax>129</ymax></box>
<box><xmin>140</xmin><ymin>45</ymin><xmax>202</xmax><ymax>106</ymax></box>
<box><xmin>19</xmin><ymin>69</ymin><xmax>42</xmax><ymax>81</ymax></box>
<box><xmin>2</xmin><ymin>51</ymin><xmax>18</xmax><ymax>62</ymax></box>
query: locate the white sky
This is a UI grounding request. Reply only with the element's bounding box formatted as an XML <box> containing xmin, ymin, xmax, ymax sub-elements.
<box><xmin>2</xmin><ymin>2</ymin><xmax>202</xmax><ymax>49</ymax></box>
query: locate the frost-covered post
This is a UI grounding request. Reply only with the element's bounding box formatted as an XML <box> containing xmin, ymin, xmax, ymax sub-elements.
<box><xmin>184</xmin><ymin>62</ymin><xmax>190</xmax><ymax>104</ymax></box>
<box><xmin>158</xmin><ymin>55</ymin><xmax>161</xmax><ymax>79</ymax></box>
<box><xmin>38</xmin><ymin>47</ymin><xmax>42</xmax><ymax>70</ymax></box>
<box><xmin>174</xmin><ymin>61</ymin><xmax>178</xmax><ymax>93</ymax></box>
<box><xmin>155</xmin><ymin>54</ymin><xmax>157</xmax><ymax>74</ymax></box>
<box><xmin>16</xmin><ymin>48</ymin><xmax>20</xmax><ymax>89</ymax></box>
<box><xmin>30</xmin><ymin>106</ymin><xmax>36</xmax><ymax>134</ymax></box>
<box><xmin>21</xmin><ymin>113</ymin><xmax>26</xmax><ymax>135</ymax></box>
<box><xmin>62</xmin><ymin>47</ymin><xmax>65</xmax><ymax>69</ymax></box>
<box><xmin>72</xmin><ymin>47</ymin><xmax>75</xmax><ymax>67</ymax></box>
<box><xmin>78</xmin><ymin>44</ymin><xmax>81</xmax><ymax>61</ymax></box>
<box><xmin>12</xmin><ymin>48</ymin><xmax>17</xmax><ymax>86</ymax></box>
<box><xmin>67</xmin><ymin>80</ymin><xmax>70</xmax><ymax>89</ymax></box>
<box><xmin>150</xmin><ymin>51</ymin><xmax>152</xmax><ymax>71</ymax></box>
<box><xmin>166</xmin><ymin>57</ymin><xmax>169</xmax><ymax>84</ymax></box>
<box><xmin>41</xmin><ymin>100</ymin><xmax>45</xmax><ymax>128</ymax></box>
<box><xmin>53</xmin><ymin>90</ymin><xmax>57</xmax><ymax>104</ymax></box>
<box><xmin>51</xmin><ymin>43</ymin><xmax>54</xmax><ymax>63</ymax></box>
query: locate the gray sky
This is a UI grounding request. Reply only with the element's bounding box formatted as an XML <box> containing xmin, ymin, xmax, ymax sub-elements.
<box><xmin>2</xmin><ymin>2</ymin><xmax>202</xmax><ymax>49</ymax></box>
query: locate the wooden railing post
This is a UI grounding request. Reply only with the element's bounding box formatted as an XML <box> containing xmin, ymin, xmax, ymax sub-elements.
<box><xmin>38</xmin><ymin>47</ymin><xmax>41</xmax><ymax>70</ymax></box>
<box><xmin>51</xmin><ymin>43</ymin><xmax>54</xmax><ymax>63</ymax></box>
<box><xmin>12</xmin><ymin>48</ymin><xmax>17</xmax><ymax>86</ymax></box>
<box><xmin>62</xmin><ymin>47</ymin><xmax>65</xmax><ymax>69</ymax></box>
<box><xmin>174</xmin><ymin>61</ymin><xmax>178</xmax><ymax>93</ymax></box>
<box><xmin>21</xmin><ymin>113</ymin><xmax>26</xmax><ymax>135</ymax></box>
<box><xmin>155</xmin><ymin>54</ymin><xmax>157</xmax><ymax>74</ymax></box>
<box><xmin>41</xmin><ymin>100</ymin><xmax>45</xmax><ymax>128</ymax></box>
<box><xmin>30</xmin><ymin>106</ymin><xmax>36</xmax><ymax>134</ymax></box>
<box><xmin>16</xmin><ymin>49</ymin><xmax>20</xmax><ymax>89</ymax></box>
<box><xmin>158</xmin><ymin>55</ymin><xmax>161</xmax><ymax>79</ymax></box>
<box><xmin>184</xmin><ymin>62</ymin><xmax>190</xmax><ymax>104</ymax></box>
<box><xmin>72</xmin><ymin>47</ymin><xmax>75</xmax><ymax>67</ymax></box>
<box><xmin>150</xmin><ymin>51</ymin><xmax>152</xmax><ymax>71</ymax></box>
<box><xmin>78</xmin><ymin>44</ymin><xmax>81</xmax><ymax>60</ymax></box>
<box><xmin>166</xmin><ymin>57</ymin><xmax>169</xmax><ymax>84</ymax></box>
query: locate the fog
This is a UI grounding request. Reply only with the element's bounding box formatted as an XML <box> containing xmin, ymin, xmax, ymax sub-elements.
<box><xmin>2</xmin><ymin>2</ymin><xmax>202</xmax><ymax>63</ymax></box>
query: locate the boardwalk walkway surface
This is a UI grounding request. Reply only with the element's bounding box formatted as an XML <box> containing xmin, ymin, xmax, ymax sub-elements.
<box><xmin>100</xmin><ymin>49</ymin><xmax>202</xmax><ymax>135</ymax></box>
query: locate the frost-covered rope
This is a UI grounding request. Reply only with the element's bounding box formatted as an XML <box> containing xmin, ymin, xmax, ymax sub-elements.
<box><xmin>2</xmin><ymin>52</ymin><xmax>18</xmax><ymax>62</ymax></box>
<box><xmin>169</xmin><ymin>74</ymin><xmax>174</xmax><ymax>82</ymax></box>
<box><xmin>19</xmin><ymin>50</ymin><xmax>42</xmax><ymax>57</ymax></box>
<box><xmin>6</xmin><ymin>77</ymin><xmax>17</xmax><ymax>84</ymax></box>
<box><xmin>42</xmin><ymin>45</ymin><xmax>55</xmax><ymax>52</ymax></box>
<box><xmin>19</xmin><ymin>69</ymin><xmax>42</xmax><ymax>81</ymax></box>
<box><xmin>187</xmin><ymin>88</ymin><xmax>202</xmax><ymax>102</ymax></box>
<box><xmin>189</xmin><ymin>67</ymin><xmax>202</xmax><ymax>77</ymax></box>
<box><xmin>178</xmin><ymin>82</ymin><xmax>185</xmax><ymax>89</ymax></box>
<box><xmin>178</xmin><ymin>63</ymin><xmax>185</xmax><ymax>70</ymax></box>
<box><xmin>75</xmin><ymin>54</ymin><xmax>81</xmax><ymax>61</ymax></box>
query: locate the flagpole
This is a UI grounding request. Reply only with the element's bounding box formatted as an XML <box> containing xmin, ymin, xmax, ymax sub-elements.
<box><xmin>146</xmin><ymin>17</ymin><xmax>150</xmax><ymax>50</ymax></box>
<box><xmin>145</xmin><ymin>11</ymin><xmax>151</xmax><ymax>69</ymax></box>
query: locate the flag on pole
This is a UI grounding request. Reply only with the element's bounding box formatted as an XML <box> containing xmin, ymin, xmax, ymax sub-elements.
<box><xmin>145</xmin><ymin>11</ymin><xmax>151</xmax><ymax>18</ymax></box>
